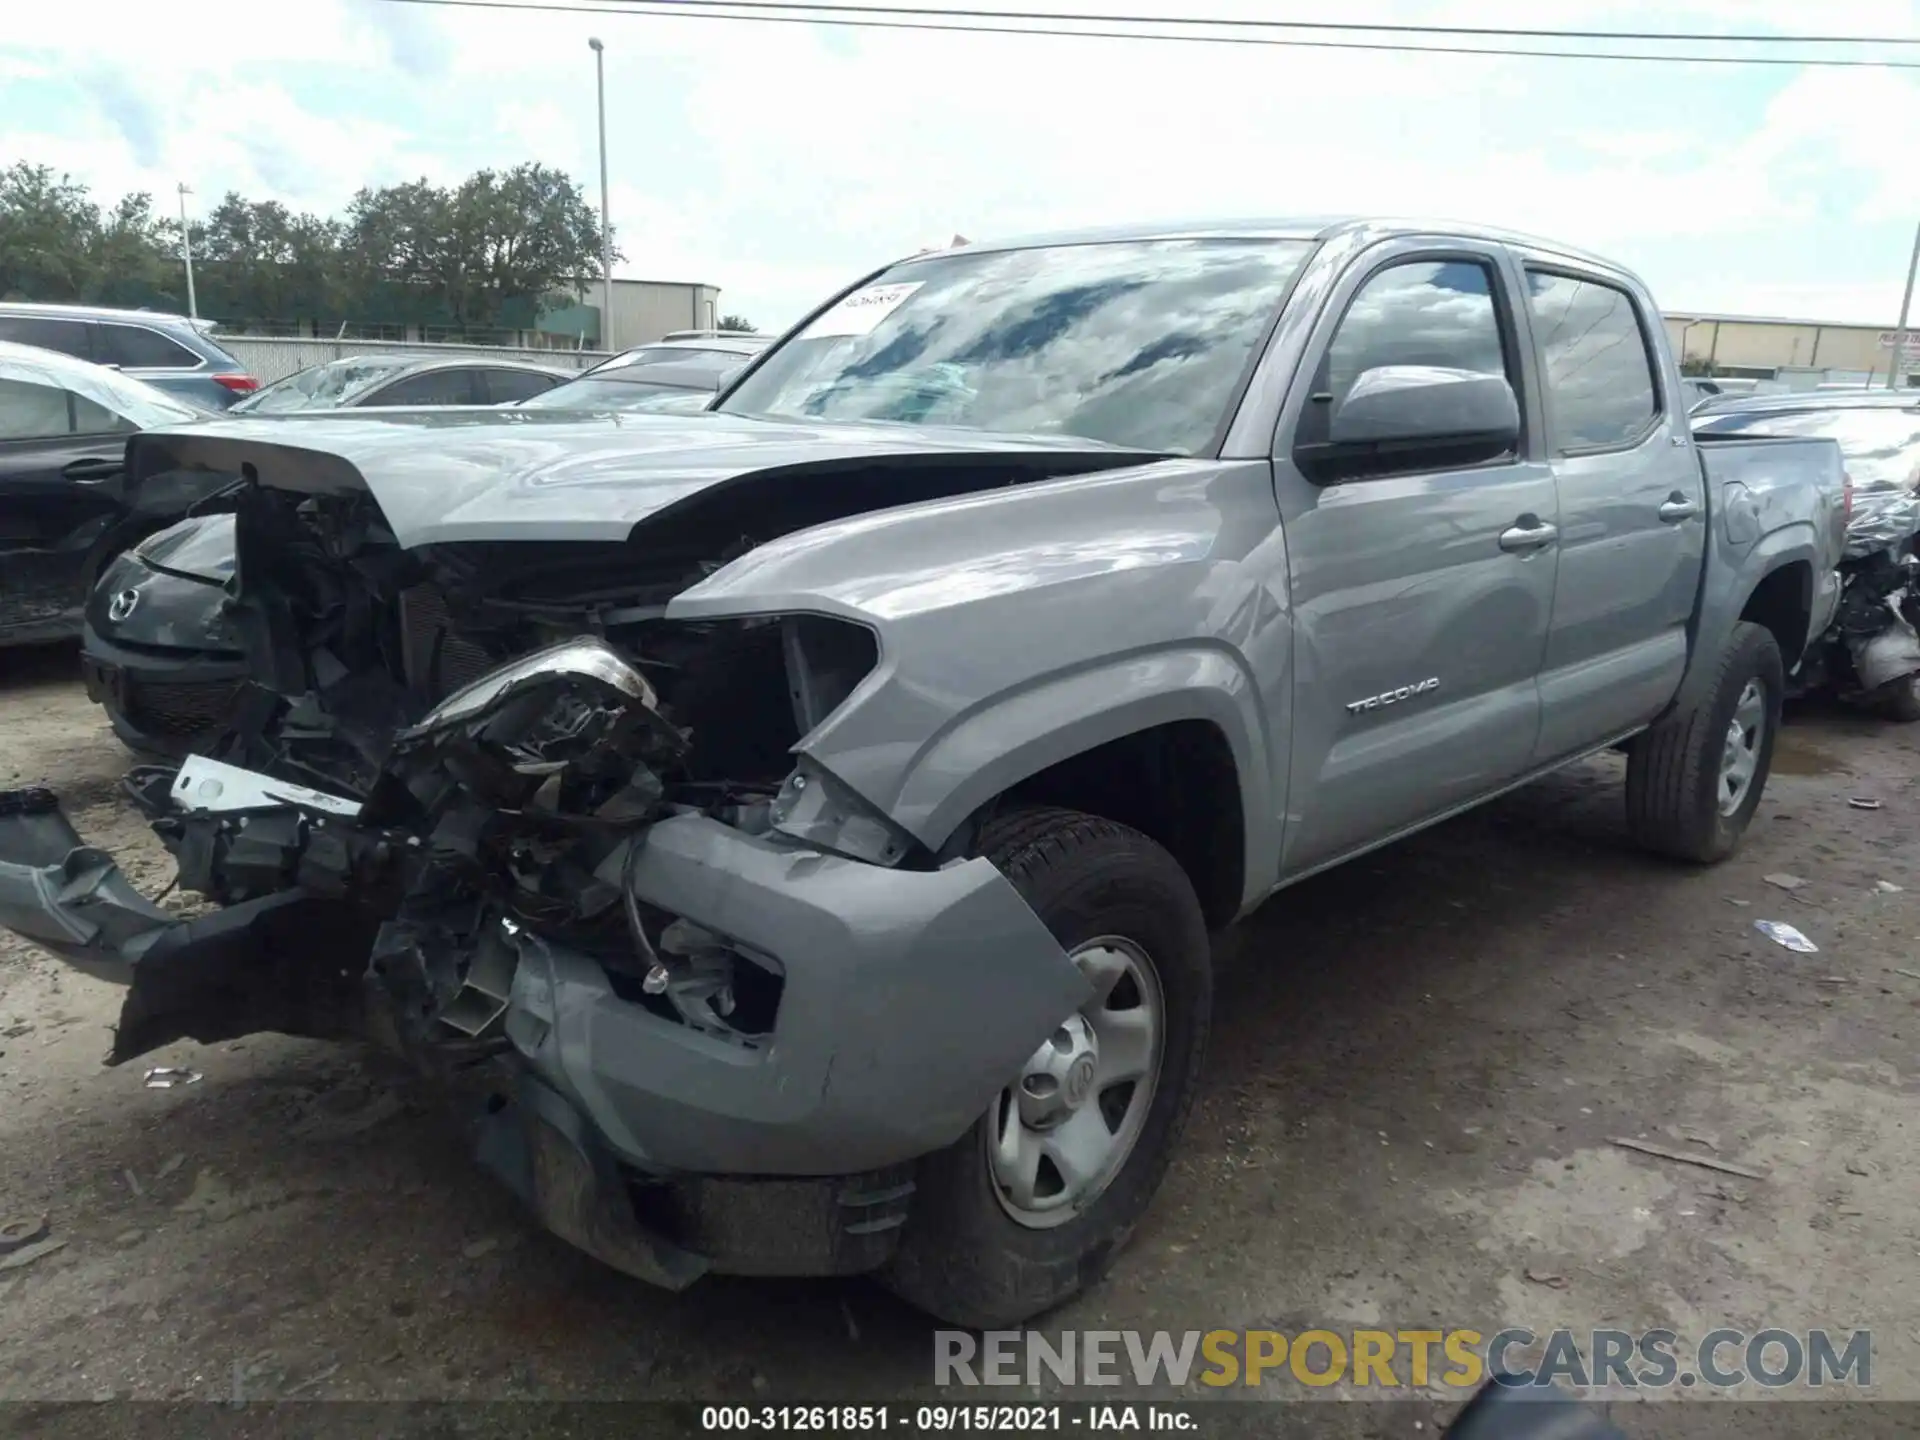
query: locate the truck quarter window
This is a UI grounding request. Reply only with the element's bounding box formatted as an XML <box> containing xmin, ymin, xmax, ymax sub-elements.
<box><xmin>1525</xmin><ymin>271</ymin><xmax>1660</xmax><ymax>451</ymax></box>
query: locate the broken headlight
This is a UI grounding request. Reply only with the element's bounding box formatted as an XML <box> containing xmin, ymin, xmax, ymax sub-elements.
<box><xmin>408</xmin><ymin>637</ymin><xmax>655</xmax><ymax>737</ymax></box>
<box><xmin>385</xmin><ymin>637</ymin><xmax>687</xmax><ymax>818</ymax></box>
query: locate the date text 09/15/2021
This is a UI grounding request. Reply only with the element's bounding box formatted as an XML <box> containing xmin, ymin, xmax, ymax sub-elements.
<box><xmin>701</xmin><ymin>1406</ymin><xmax>1195</xmax><ymax>1431</ymax></box>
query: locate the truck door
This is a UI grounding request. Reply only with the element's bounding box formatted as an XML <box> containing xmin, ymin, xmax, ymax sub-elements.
<box><xmin>1273</xmin><ymin>241</ymin><xmax>1558</xmax><ymax>874</ymax></box>
<box><xmin>1516</xmin><ymin>263</ymin><xmax>1705</xmax><ymax>760</ymax></box>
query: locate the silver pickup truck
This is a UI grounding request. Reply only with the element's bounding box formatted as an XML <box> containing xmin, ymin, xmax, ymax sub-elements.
<box><xmin>0</xmin><ymin>218</ymin><xmax>1845</xmax><ymax>1326</ymax></box>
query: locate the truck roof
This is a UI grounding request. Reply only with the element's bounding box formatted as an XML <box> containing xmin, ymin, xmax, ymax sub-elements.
<box><xmin>938</xmin><ymin>216</ymin><xmax>1629</xmax><ymax>275</ymax></box>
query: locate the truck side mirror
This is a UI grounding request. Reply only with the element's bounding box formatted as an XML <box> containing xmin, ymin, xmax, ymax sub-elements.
<box><xmin>1329</xmin><ymin>365</ymin><xmax>1520</xmax><ymax>450</ymax></box>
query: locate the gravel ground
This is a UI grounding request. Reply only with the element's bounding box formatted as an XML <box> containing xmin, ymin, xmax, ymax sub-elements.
<box><xmin>1</xmin><ymin>642</ymin><xmax>1917</xmax><ymax>1433</ymax></box>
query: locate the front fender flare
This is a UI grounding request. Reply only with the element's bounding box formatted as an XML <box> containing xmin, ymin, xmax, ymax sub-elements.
<box><xmin>857</xmin><ymin>646</ymin><xmax>1279</xmax><ymax>909</ymax></box>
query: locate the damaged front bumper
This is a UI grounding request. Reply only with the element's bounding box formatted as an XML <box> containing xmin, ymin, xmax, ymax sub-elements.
<box><xmin>0</xmin><ymin>778</ymin><xmax>1086</xmax><ymax>1283</ymax></box>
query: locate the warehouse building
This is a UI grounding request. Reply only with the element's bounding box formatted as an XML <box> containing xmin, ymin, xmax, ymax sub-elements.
<box><xmin>1662</xmin><ymin>312</ymin><xmax>1918</xmax><ymax>389</ymax></box>
<box><xmin>537</xmin><ymin>277</ymin><xmax>725</xmax><ymax>351</ymax></box>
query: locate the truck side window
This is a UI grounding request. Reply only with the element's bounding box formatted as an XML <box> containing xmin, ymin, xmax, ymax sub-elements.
<box><xmin>1525</xmin><ymin>270</ymin><xmax>1660</xmax><ymax>451</ymax></box>
<box><xmin>1322</xmin><ymin>259</ymin><xmax>1510</xmax><ymax>411</ymax></box>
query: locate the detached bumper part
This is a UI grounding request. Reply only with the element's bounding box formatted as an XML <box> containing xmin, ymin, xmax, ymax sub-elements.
<box><xmin>507</xmin><ymin>812</ymin><xmax>1091</xmax><ymax>1177</ymax></box>
<box><xmin>0</xmin><ymin>789</ymin><xmax>175</xmax><ymax>979</ymax></box>
<box><xmin>0</xmin><ymin>787</ymin><xmax>379</xmax><ymax>1062</ymax></box>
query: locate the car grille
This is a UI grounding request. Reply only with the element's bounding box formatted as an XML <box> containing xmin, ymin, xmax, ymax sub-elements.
<box><xmin>124</xmin><ymin>678</ymin><xmax>245</xmax><ymax>742</ymax></box>
<box><xmin>397</xmin><ymin>585</ymin><xmax>497</xmax><ymax>703</ymax></box>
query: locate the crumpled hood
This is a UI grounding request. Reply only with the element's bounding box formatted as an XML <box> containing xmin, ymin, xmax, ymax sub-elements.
<box><xmin>126</xmin><ymin>408</ymin><xmax>1148</xmax><ymax>549</ymax></box>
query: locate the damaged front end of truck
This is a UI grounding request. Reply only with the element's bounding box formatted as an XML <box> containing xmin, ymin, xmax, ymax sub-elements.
<box><xmin>0</xmin><ymin>412</ymin><xmax>1116</xmax><ymax>1288</ymax></box>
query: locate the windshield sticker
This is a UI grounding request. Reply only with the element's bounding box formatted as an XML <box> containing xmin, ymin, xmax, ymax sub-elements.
<box><xmin>801</xmin><ymin>281</ymin><xmax>923</xmax><ymax>339</ymax></box>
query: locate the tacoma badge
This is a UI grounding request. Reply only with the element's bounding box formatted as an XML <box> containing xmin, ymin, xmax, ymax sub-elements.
<box><xmin>1345</xmin><ymin>677</ymin><xmax>1440</xmax><ymax>715</ymax></box>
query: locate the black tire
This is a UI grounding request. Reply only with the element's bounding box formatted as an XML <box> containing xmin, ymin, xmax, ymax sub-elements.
<box><xmin>1626</xmin><ymin>622</ymin><xmax>1783</xmax><ymax>863</ymax></box>
<box><xmin>1871</xmin><ymin>674</ymin><xmax>1920</xmax><ymax>723</ymax></box>
<box><xmin>880</xmin><ymin>806</ymin><xmax>1212</xmax><ymax>1328</ymax></box>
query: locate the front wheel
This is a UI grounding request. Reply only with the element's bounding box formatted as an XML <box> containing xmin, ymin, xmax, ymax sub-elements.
<box><xmin>880</xmin><ymin>807</ymin><xmax>1212</xmax><ymax>1328</ymax></box>
<box><xmin>1626</xmin><ymin>622</ymin><xmax>1783</xmax><ymax>863</ymax></box>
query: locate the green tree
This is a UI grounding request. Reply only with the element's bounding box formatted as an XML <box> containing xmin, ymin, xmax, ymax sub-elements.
<box><xmin>343</xmin><ymin>177</ymin><xmax>455</xmax><ymax>325</ymax></box>
<box><xmin>194</xmin><ymin>193</ymin><xmax>342</xmax><ymax>323</ymax></box>
<box><xmin>3</xmin><ymin>159</ymin><xmax>613</xmax><ymax>336</ymax></box>
<box><xmin>281</xmin><ymin>213</ymin><xmax>345</xmax><ymax>325</ymax></box>
<box><xmin>719</xmin><ymin>313</ymin><xmax>755</xmax><ymax>332</ymax></box>
<box><xmin>444</xmin><ymin>163</ymin><xmax>617</xmax><ymax>329</ymax></box>
<box><xmin>88</xmin><ymin>192</ymin><xmax>174</xmax><ymax>307</ymax></box>
<box><xmin>0</xmin><ymin>162</ymin><xmax>101</xmax><ymax>300</ymax></box>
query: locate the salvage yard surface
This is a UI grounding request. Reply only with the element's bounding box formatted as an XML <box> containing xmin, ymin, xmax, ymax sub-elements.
<box><xmin>1</xmin><ymin>644</ymin><xmax>1917</xmax><ymax>1426</ymax></box>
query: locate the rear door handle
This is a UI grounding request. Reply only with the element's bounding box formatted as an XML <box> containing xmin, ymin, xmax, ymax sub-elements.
<box><xmin>1498</xmin><ymin>520</ymin><xmax>1559</xmax><ymax>553</ymax></box>
<box><xmin>1658</xmin><ymin>495</ymin><xmax>1699</xmax><ymax>523</ymax></box>
<box><xmin>62</xmin><ymin>457</ymin><xmax>123</xmax><ymax>483</ymax></box>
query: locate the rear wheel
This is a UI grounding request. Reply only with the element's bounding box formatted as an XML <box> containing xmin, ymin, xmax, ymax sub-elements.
<box><xmin>880</xmin><ymin>807</ymin><xmax>1211</xmax><ymax>1327</ymax></box>
<box><xmin>1626</xmin><ymin>622</ymin><xmax>1783</xmax><ymax>863</ymax></box>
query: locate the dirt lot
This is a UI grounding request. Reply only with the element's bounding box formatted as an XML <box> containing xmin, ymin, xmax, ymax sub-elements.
<box><xmin>2</xmin><ymin>642</ymin><xmax>1917</xmax><ymax>1429</ymax></box>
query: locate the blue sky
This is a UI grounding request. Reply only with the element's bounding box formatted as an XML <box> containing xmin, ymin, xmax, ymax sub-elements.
<box><xmin>2</xmin><ymin>0</ymin><xmax>1916</xmax><ymax>328</ymax></box>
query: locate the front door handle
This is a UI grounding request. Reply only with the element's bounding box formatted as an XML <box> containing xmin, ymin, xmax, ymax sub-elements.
<box><xmin>1498</xmin><ymin>519</ymin><xmax>1559</xmax><ymax>553</ymax></box>
<box><xmin>1658</xmin><ymin>494</ymin><xmax>1699</xmax><ymax>523</ymax></box>
<box><xmin>62</xmin><ymin>457</ymin><xmax>123</xmax><ymax>483</ymax></box>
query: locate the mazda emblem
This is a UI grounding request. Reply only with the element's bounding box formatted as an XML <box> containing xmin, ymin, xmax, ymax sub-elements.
<box><xmin>108</xmin><ymin>589</ymin><xmax>140</xmax><ymax>623</ymax></box>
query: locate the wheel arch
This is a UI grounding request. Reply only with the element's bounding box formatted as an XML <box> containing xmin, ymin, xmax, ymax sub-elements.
<box><xmin>1673</xmin><ymin>524</ymin><xmax>1822</xmax><ymax>719</ymax></box>
<box><xmin>1737</xmin><ymin>558</ymin><xmax>1814</xmax><ymax>673</ymax></box>
<box><xmin>891</xmin><ymin>653</ymin><xmax>1275</xmax><ymax>929</ymax></box>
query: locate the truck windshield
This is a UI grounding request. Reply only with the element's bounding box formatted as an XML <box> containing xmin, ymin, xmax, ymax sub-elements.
<box><xmin>720</xmin><ymin>238</ymin><xmax>1315</xmax><ymax>454</ymax></box>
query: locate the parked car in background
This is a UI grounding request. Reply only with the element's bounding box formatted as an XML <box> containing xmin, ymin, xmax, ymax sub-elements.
<box><xmin>521</xmin><ymin>335</ymin><xmax>770</xmax><ymax>414</ymax></box>
<box><xmin>231</xmin><ymin>353</ymin><xmax>570</xmax><ymax>413</ymax></box>
<box><xmin>1694</xmin><ymin>391</ymin><xmax>1920</xmax><ymax>716</ymax></box>
<box><xmin>0</xmin><ymin>218</ymin><xmax>1847</xmax><ymax>1329</ymax></box>
<box><xmin>80</xmin><ymin>514</ymin><xmax>245</xmax><ymax>751</ymax></box>
<box><xmin>0</xmin><ymin>341</ymin><xmax>203</xmax><ymax>647</ymax></box>
<box><xmin>0</xmin><ymin>302</ymin><xmax>259</xmax><ymax>409</ymax></box>
<box><xmin>79</xmin><ymin>352</ymin><xmax>568</xmax><ymax>750</ymax></box>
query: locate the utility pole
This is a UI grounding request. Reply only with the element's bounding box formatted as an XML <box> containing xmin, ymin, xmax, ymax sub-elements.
<box><xmin>176</xmin><ymin>183</ymin><xmax>198</xmax><ymax>322</ymax></box>
<box><xmin>1889</xmin><ymin>220</ymin><xmax>1919</xmax><ymax>390</ymax></box>
<box><xmin>589</xmin><ymin>37</ymin><xmax>613</xmax><ymax>353</ymax></box>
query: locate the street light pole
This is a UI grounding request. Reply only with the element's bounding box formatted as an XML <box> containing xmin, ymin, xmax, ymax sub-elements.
<box><xmin>588</xmin><ymin>37</ymin><xmax>613</xmax><ymax>353</ymax></box>
<box><xmin>1889</xmin><ymin>220</ymin><xmax>1920</xmax><ymax>391</ymax></box>
<box><xmin>176</xmin><ymin>182</ymin><xmax>198</xmax><ymax>322</ymax></box>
